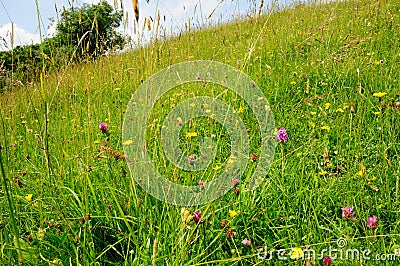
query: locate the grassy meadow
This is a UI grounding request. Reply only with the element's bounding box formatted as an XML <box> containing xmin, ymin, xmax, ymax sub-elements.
<box><xmin>1</xmin><ymin>0</ymin><xmax>400</xmax><ymax>265</ymax></box>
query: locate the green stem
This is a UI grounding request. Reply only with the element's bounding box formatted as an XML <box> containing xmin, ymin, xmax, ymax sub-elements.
<box><xmin>0</xmin><ymin>133</ymin><xmax>23</xmax><ymax>262</ymax></box>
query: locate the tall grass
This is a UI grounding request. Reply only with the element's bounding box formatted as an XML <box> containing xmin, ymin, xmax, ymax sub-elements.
<box><xmin>1</xmin><ymin>0</ymin><xmax>399</xmax><ymax>265</ymax></box>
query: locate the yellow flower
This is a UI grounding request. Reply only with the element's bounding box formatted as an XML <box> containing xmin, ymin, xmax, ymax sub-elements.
<box><xmin>114</xmin><ymin>87</ymin><xmax>121</xmax><ymax>91</ymax></box>
<box><xmin>229</xmin><ymin>210</ymin><xmax>239</xmax><ymax>218</ymax></box>
<box><xmin>123</xmin><ymin>140</ymin><xmax>133</xmax><ymax>145</ymax></box>
<box><xmin>37</xmin><ymin>227</ymin><xmax>46</xmax><ymax>241</ymax></box>
<box><xmin>186</xmin><ymin>132</ymin><xmax>197</xmax><ymax>137</ymax></box>
<box><xmin>290</xmin><ymin>247</ymin><xmax>303</xmax><ymax>260</ymax></box>
<box><xmin>21</xmin><ymin>120</ymin><xmax>27</xmax><ymax>124</ymax></box>
<box><xmin>236</xmin><ymin>107</ymin><xmax>244</xmax><ymax>114</ymax></box>
<box><xmin>357</xmin><ymin>165</ymin><xmax>366</xmax><ymax>177</ymax></box>
<box><xmin>321</xmin><ymin>125</ymin><xmax>331</xmax><ymax>132</ymax></box>
<box><xmin>324</xmin><ymin>103</ymin><xmax>331</xmax><ymax>109</ymax></box>
<box><xmin>181</xmin><ymin>208</ymin><xmax>193</xmax><ymax>224</ymax></box>
<box><xmin>319</xmin><ymin>171</ymin><xmax>328</xmax><ymax>176</ymax></box>
<box><xmin>309</xmin><ymin>122</ymin><xmax>315</xmax><ymax>128</ymax></box>
<box><xmin>373</xmin><ymin>111</ymin><xmax>381</xmax><ymax>115</ymax></box>
<box><xmin>373</xmin><ymin>92</ymin><xmax>387</xmax><ymax>98</ymax></box>
<box><xmin>336</xmin><ymin>108</ymin><xmax>345</xmax><ymax>113</ymax></box>
<box><xmin>290</xmin><ymin>81</ymin><xmax>296</xmax><ymax>85</ymax></box>
<box><xmin>213</xmin><ymin>165</ymin><xmax>221</xmax><ymax>171</ymax></box>
<box><xmin>310</xmin><ymin>111</ymin><xmax>317</xmax><ymax>115</ymax></box>
<box><xmin>25</xmin><ymin>194</ymin><xmax>33</xmax><ymax>201</ymax></box>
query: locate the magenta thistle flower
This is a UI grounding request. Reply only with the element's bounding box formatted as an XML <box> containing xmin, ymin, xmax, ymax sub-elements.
<box><xmin>366</xmin><ymin>215</ymin><xmax>378</xmax><ymax>229</ymax></box>
<box><xmin>322</xmin><ymin>256</ymin><xmax>332</xmax><ymax>265</ymax></box>
<box><xmin>341</xmin><ymin>206</ymin><xmax>357</xmax><ymax>221</ymax></box>
<box><xmin>188</xmin><ymin>154</ymin><xmax>195</xmax><ymax>165</ymax></box>
<box><xmin>242</xmin><ymin>238</ymin><xmax>251</xmax><ymax>246</ymax></box>
<box><xmin>99</xmin><ymin>122</ymin><xmax>108</xmax><ymax>134</ymax></box>
<box><xmin>276</xmin><ymin>127</ymin><xmax>288</xmax><ymax>142</ymax></box>
<box><xmin>193</xmin><ymin>210</ymin><xmax>204</xmax><ymax>223</ymax></box>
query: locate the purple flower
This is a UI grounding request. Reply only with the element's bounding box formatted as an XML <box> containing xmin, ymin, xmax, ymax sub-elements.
<box><xmin>188</xmin><ymin>154</ymin><xmax>195</xmax><ymax>165</ymax></box>
<box><xmin>275</xmin><ymin>127</ymin><xmax>288</xmax><ymax>142</ymax></box>
<box><xmin>178</xmin><ymin>120</ymin><xmax>183</xmax><ymax>126</ymax></box>
<box><xmin>196</xmin><ymin>73</ymin><xmax>201</xmax><ymax>80</ymax></box>
<box><xmin>193</xmin><ymin>210</ymin><xmax>204</xmax><ymax>223</ymax></box>
<box><xmin>232</xmin><ymin>176</ymin><xmax>240</xmax><ymax>186</ymax></box>
<box><xmin>366</xmin><ymin>215</ymin><xmax>378</xmax><ymax>229</ymax></box>
<box><xmin>242</xmin><ymin>238</ymin><xmax>251</xmax><ymax>246</ymax></box>
<box><xmin>341</xmin><ymin>206</ymin><xmax>357</xmax><ymax>222</ymax></box>
<box><xmin>99</xmin><ymin>122</ymin><xmax>108</xmax><ymax>134</ymax></box>
<box><xmin>322</xmin><ymin>256</ymin><xmax>332</xmax><ymax>265</ymax></box>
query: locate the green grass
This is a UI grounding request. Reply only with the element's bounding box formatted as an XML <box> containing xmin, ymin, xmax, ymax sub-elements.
<box><xmin>1</xmin><ymin>0</ymin><xmax>400</xmax><ymax>265</ymax></box>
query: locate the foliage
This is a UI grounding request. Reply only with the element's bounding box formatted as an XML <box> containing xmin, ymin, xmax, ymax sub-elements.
<box><xmin>55</xmin><ymin>1</ymin><xmax>126</xmax><ymax>57</ymax></box>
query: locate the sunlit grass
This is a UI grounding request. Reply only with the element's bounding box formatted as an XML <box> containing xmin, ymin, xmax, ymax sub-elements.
<box><xmin>1</xmin><ymin>0</ymin><xmax>399</xmax><ymax>264</ymax></box>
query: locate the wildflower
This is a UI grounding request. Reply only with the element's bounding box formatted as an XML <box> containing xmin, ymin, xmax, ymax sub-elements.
<box><xmin>193</xmin><ymin>210</ymin><xmax>204</xmax><ymax>223</ymax></box>
<box><xmin>198</xmin><ymin>179</ymin><xmax>205</xmax><ymax>189</ymax></box>
<box><xmin>275</xmin><ymin>127</ymin><xmax>288</xmax><ymax>142</ymax></box>
<box><xmin>232</xmin><ymin>176</ymin><xmax>240</xmax><ymax>186</ymax></box>
<box><xmin>242</xmin><ymin>238</ymin><xmax>251</xmax><ymax>246</ymax></box>
<box><xmin>373</xmin><ymin>92</ymin><xmax>387</xmax><ymax>100</ymax></box>
<box><xmin>396</xmin><ymin>102</ymin><xmax>400</xmax><ymax>110</ymax></box>
<box><xmin>114</xmin><ymin>87</ymin><xmax>121</xmax><ymax>91</ymax></box>
<box><xmin>178</xmin><ymin>120</ymin><xmax>183</xmax><ymax>126</ymax></box>
<box><xmin>323</xmin><ymin>256</ymin><xmax>333</xmax><ymax>265</ymax></box>
<box><xmin>99</xmin><ymin>122</ymin><xmax>108</xmax><ymax>134</ymax></box>
<box><xmin>251</xmin><ymin>152</ymin><xmax>259</xmax><ymax>162</ymax></box>
<box><xmin>188</xmin><ymin>154</ymin><xmax>195</xmax><ymax>165</ymax></box>
<box><xmin>186</xmin><ymin>132</ymin><xmax>197</xmax><ymax>137</ymax></box>
<box><xmin>324</xmin><ymin>103</ymin><xmax>331</xmax><ymax>109</ymax></box>
<box><xmin>290</xmin><ymin>247</ymin><xmax>303</xmax><ymax>260</ymax></box>
<box><xmin>341</xmin><ymin>206</ymin><xmax>357</xmax><ymax>221</ymax></box>
<box><xmin>229</xmin><ymin>210</ymin><xmax>239</xmax><ymax>218</ymax></box>
<box><xmin>25</xmin><ymin>194</ymin><xmax>33</xmax><ymax>201</ymax></box>
<box><xmin>196</xmin><ymin>73</ymin><xmax>201</xmax><ymax>80</ymax></box>
<box><xmin>181</xmin><ymin>208</ymin><xmax>193</xmax><ymax>224</ymax></box>
<box><xmin>366</xmin><ymin>215</ymin><xmax>378</xmax><ymax>229</ymax></box>
<box><xmin>9</xmin><ymin>143</ymin><xmax>15</xmax><ymax>148</ymax></box>
<box><xmin>357</xmin><ymin>165</ymin><xmax>366</xmax><ymax>177</ymax></box>
<box><xmin>381</xmin><ymin>102</ymin><xmax>387</xmax><ymax>109</ymax></box>
<box><xmin>321</xmin><ymin>125</ymin><xmax>331</xmax><ymax>132</ymax></box>
<box><xmin>225</xmin><ymin>228</ymin><xmax>236</xmax><ymax>238</ymax></box>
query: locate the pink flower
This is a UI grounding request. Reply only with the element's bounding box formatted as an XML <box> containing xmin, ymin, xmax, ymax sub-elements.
<box><xmin>9</xmin><ymin>143</ymin><xmax>15</xmax><ymax>148</ymax></box>
<box><xmin>193</xmin><ymin>210</ymin><xmax>204</xmax><ymax>223</ymax></box>
<box><xmin>366</xmin><ymin>215</ymin><xmax>378</xmax><ymax>229</ymax></box>
<box><xmin>198</xmin><ymin>179</ymin><xmax>205</xmax><ymax>189</ymax></box>
<box><xmin>99</xmin><ymin>122</ymin><xmax>108</xmax><ymax>134</ymax></box>
<box><xmin>276</xmin><ymin>127</ymin><xmax>288</xmax><ymax>142</ymax></box>
<box><xmin>177</xmin><ymin>120</ymin><xmax>183</xmax><ymax>126</ymax></box>
<box><xmin>341</xmin><ymin>206</ymin><xmax>357</xmax><ymax>222</ymax></box>
<box><xmin>232</xmin><ymin>176</ymin><xmax>240</xmax><ymax>186</ymax></box>
<box><xmin>188</xmin><ymin>154</ymin><xmax>195</xmax><ymax>165</ymax></box>
<box><xmin>242</xmin><ymin>238</ymin><xmax>251</xmax><ymax>246</ymax></box>
<box><xmin>322</xmin><ymin>256</ymin><xmax>332</xmax><ymax>265</ymax></box>
<box><xmin>396</xmin><ymin>102</ymin><xmax>400</xmax><ymax>110</ymax></box>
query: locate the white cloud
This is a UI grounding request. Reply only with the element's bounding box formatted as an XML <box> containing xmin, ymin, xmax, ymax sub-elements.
<box><xmin>0</xmin><ymin>23</ymin><xmax>41</xmax><ymax>51</ymax></box>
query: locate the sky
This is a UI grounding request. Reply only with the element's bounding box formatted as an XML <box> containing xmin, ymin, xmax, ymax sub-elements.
<box><xmin>0</xmin><ymin>0</ymin><xmax>269</xmax><ymax>51</ymax></box>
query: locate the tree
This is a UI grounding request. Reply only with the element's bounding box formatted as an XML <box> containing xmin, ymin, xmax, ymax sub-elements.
<box><xmin>55</xmin><ymin>1</ymin><xmax>126</xmax><ymax>57</ymax></box>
